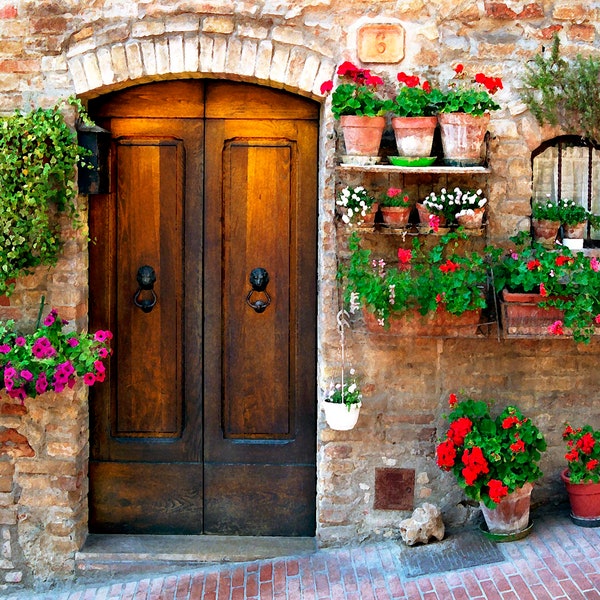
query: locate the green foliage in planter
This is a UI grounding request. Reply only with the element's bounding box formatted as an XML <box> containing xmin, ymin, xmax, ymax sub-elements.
<box><xmin>339</xmin><ymin>230</ymin><xmax>488</xmax><ymax>326</ymax></box>
<box><xmin>491</xmin><ymin>232</ymin><xmax>600</xmax><ymax>344</ymax></box>
<box><xmin>521</xmin><ymin>34</ymin><xmax>600</xmax><ymax>143</ymax></box>
<box><xmin>0</xmin><ymin>98</ymin><xmax>91</xmax><ymax>295</ymax></box>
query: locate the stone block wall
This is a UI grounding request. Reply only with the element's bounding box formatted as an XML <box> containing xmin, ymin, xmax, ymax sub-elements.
<box><xmin>0</xmin><ymin>0</ymin><xmax>598</xmax><ymax>590</ymax></box>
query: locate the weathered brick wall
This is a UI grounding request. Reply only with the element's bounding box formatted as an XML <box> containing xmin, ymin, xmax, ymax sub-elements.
<box><xmin>0</xmin><ymin>0</ymin><xmax>598</xmax><ymax>588</ymax></box>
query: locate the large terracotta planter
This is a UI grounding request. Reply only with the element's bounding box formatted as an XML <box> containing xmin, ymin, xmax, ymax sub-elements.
<box><xmin>532</xmin><ymin>218</ymin><xmax>560</xmax><ymax>247</ymax></box>
<box><xmin>380</xmin><ymin>205</ymin><xmax>411</xmax><ymax>226</ymax></box>
<box><xmin>438</xmin><ymin>112</ymin><xmax>490</xmax><ymax>166</ymax></box>
<box><xmin>561</xmin><ymin>469</ymin><xmax>600</xmax><ymax>526</ymax></box>
<box><xmin>323</xmin><ymin>401</ymin><xmax>361</xmax><ymax>431</ymax></box>
<box><xmin>363</xmin><ymin>307</ymin><xmax>482</xmax><ymax>337</ymax></box>
<box><xmin>340</xmin><ymin>115</ymin><xmax>385</xmax><ymax>157</ymax></box>
<box><xmin>480</xmin><ymin>483</ymin><xmax>533</xmax><ymax>535</ymax></box>
<box><xmin>391</xmin><ymin>116</ymin><xmax>437</xmax><ymax>157</ymax></box>
<box><xmin>500</xmin><ymin>289</ymin><xmax>564</xmax><ymax>337</ymax></box>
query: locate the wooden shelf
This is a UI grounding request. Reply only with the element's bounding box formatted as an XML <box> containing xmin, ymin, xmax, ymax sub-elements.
<box><xmin>337</xmin><ymin>163</ymin><xmax>491</xmax><ymax>175</ymax></box>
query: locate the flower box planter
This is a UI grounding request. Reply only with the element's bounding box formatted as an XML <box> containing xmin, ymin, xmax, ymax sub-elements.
<box><xmin>362</xmin><ymin>307</ymin><xmax>482</xmax><ymax>337</ymax></box>
<box><xmin>499</xmin><ymin>289</ymin><xmax>565</xmax><ymax>337</ymax></box>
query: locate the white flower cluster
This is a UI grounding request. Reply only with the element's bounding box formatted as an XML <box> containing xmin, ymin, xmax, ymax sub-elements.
<box><xmin>326</xmin><ymin>368</ymin><xmax>362</xmax><ymax>406</ymax></box>
<box><xmin>424</xmin><ymin>187</ymin><xmax>487</xmax><ymax>219</ymax></box>
<box><xmin>336</xmin><ymin>185</ymin><xmax>375</xmax><ymax>224</ymax></box>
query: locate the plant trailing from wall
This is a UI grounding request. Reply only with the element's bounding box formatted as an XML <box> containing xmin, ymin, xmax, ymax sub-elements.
<box><xmin>520</xmin><ymin>34</ymin><xmax>600</xmax><ymax>144</ymax></box>
<box><xmin>0</xmin><ymin>98</ymin><xmax>91</xmax><ymax>296</ymax></box>
<box><xmin>0</xmin><ymin>298</ymin><xmax>112</xmax><ymax>400</ymax></box>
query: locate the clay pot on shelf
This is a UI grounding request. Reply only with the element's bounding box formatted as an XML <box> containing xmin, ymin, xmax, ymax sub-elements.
<box><xmin>340</xmin><ymin>115</ymin><xmax>385</xmax><ymax>157</ymax></box>
<box><xmin>438</xmin><ymin>112</ymin><xmax>490</xmax><ymax>166</ymax></box>
<box><xmin>391</xmin><ymin>116</ymin><xmax>437</xmax><ymax>157</ymax></box>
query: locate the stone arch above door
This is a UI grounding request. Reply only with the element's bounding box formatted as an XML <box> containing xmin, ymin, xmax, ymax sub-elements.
<box><xmin>66</xmin><ymin>27</ymin><xmax>334</xmax><ymax>99</ymax></box>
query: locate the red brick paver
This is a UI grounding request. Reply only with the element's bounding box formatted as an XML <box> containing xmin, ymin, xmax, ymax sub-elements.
<box><xmin>10</xmin><ymin>511</ymin><xmax>600</xmax><ymax>599</ymax></box>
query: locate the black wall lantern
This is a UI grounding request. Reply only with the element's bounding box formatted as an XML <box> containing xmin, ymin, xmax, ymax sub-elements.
<box><xmin>77</xmin><ymin>123</ymin><xmax>111</xmax><ymax>194</ymax></box>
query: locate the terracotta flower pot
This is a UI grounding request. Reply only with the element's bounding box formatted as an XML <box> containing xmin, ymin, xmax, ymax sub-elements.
<box><xmin>391</xmin><ymin>116</ymin><xmax>437</xmax><ymax>157</ymax></box>
<box><xmin>380</xmin><ymin>205</ymin><xmax>411</xmax><ymax>226</ymax></box>
<box><xmin>416</xmin><ymin>202</ymin><xmax>447</xmax><ymax>227</ymax></box>
<box><xmin>456</xmin><ymin>207</ymin><xmax>485</xmax><ymax>229</ymax></box>
<box><xmin>323</xmin><ymin>401</ymin><xmax>361</xmax><ymax>431</ymax></box>
<box><xmin>561</xmin><ymin>469</ymin><xmax>600</xmax><ymax>525</ymax></box>
<box><xmin>340</xmin><ymin>115</ymin><xmax>385</xmax><ymax>157</ymax></box>
<box><xmin>438</xmin><ymin>112</ymin><xmax>490</xmax><ymax>166</ymax></box>
<box><xmin>532</xmin><ymin>218</ymin><xmax>560</xmax><ymax>247</ymax></box>
<box><xmin>479</xmin><ymin>482</ymin><xmax>533</xmax><ymax>535</ymax></box>
<box><xmin>563</xmin><ymin>221</ymin><xmax>587</xmax><ymax>239</ymax></box>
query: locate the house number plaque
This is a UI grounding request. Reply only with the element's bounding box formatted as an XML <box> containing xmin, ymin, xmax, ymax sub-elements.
<box><xmin>357</xmin><ymin>23</ymin><xmax>405</xmax><ymax>63</ymax></box>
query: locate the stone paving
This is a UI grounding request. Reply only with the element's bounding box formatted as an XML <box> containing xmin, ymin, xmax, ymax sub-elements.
<box><xmin>6</xmin><ymin>508</ymin><xmax>600</xmax><ymax>599</ymax></box>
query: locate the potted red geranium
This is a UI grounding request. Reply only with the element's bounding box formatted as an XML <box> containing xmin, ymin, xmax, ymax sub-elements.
<box><xmin>561</xmin><ymin>424</ymin><xmax>600</xmax><ymax>526</ymax></box>
<box><xmin>320</xmin><ymin>61</ymin><xmax>387</xmax><ymax>159</ymax></box>
<box><xmin>436</xmin><ymin>393</ymin><xmax>546</xmax><ymax>537</ymax></box>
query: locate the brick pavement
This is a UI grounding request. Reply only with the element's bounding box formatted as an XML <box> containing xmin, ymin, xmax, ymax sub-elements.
<box><xmin>7</xmin><ymin>510</ymin><xmax>600</xmax><ymax>600</ymax></box>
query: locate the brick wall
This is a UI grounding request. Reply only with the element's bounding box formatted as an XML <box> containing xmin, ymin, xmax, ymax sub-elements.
<box><xmin>0</xmin><ymin>0</ymin><xmax>599</xmax><ymax>590</ymax></box>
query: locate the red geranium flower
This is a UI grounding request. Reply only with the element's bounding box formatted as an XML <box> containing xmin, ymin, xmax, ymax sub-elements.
<box><xmin>447</xmin><ymin>416</ymin><xmax>473</xmax><ymax>446</ymax></box>
<box><xmin>320</xmin><ymin>80</ymin><xmax>333</xmax><ymax>94</ymax></box>
<box><xmin>488</xmin><ymin>479</ymin><xmax>509</xmax><ymax>503</ymax></box>
<box><xmin>436</xmin><ymin>439</ymin><xmax>457</xmax><ymax>469</ymax></box>
<box><xmin>502</xmin><ymin>416</ymin><xmax>519</xmax><ymax>429</ymax></box>
<box><xmin>397</xmin><ymin>248</ymin><xmax>412</xmax><ymax>264</ymax></box>
<box><xmin>440</xmin><ymin>260</ymin><xmax>459</xmax><ymax>273</ymax></box>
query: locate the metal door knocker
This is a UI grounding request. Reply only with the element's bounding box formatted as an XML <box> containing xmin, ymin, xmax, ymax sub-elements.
<box><xmin>246</xmin><ymin>267</ymin><xmax>271</xmax><ymax>313</ymax></box>
<box><xmin>133</xmin><ymin>265</ymin><xmax>158</xmax><ymax>313</ymax></box>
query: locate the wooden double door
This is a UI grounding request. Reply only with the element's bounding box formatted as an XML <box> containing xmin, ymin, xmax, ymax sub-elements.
<box><xmin>88</xmin><ymin>81</ymin><xmax>318</xmax><ymax>536</ymax></box>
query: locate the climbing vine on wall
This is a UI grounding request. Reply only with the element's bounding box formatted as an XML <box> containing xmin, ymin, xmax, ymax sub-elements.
<box><xmin>0</xmin><ymin>98</ymin><xmax>91</xmax><ymax>296</ymax></box>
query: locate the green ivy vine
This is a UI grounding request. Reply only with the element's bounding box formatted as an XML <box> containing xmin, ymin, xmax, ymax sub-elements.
<box><xmin>0</xmin><ymin>98</ymin><xmax>91</xmax><ymax>296</ymax></box>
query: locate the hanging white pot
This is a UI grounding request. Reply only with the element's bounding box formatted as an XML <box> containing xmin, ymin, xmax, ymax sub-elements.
<box><xmin>323</xmin><ymin>401</ymin><xmax>362</xmax><ymax>431</ymax></box>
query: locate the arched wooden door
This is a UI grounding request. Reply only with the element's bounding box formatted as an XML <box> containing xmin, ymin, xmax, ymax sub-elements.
<box><xmin>87</xmin><ymin>80</ymin><xmax>318</xmax><ymax>536</ymax></box>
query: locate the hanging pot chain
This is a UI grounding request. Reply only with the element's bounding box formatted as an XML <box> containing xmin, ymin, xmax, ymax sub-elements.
<box><xmin>336</xmin><ymin>307</ymin><xmax>350</xmax><ymax>401</ymax></box>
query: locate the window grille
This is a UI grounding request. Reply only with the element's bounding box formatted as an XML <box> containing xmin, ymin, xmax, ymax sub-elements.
<box><xmin>532</xmin><ymin>135</ymin><xmax>600</xmax><ymax>245</ymax></box>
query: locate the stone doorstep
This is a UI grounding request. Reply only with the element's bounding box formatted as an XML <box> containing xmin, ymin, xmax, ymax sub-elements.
<box><xmin>75</xmin><ymin>534</ymin><xmax>316</xmax><ymax>580</ymax></box>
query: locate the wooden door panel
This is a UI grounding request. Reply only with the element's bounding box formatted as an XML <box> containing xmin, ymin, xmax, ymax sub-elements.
<box><xmin>223</xmin><ymin>141</ymin><xmax>293</xmax><ymax>438</ymax></box>
<box><xmin>115</xmin><ymin>140</ymin><xmax>183</xmax><ymax>437</ymax></box>
<box><xmin>203</xmin><ymin>464</ymin><xmax>316</xmax><ymax>535</ymax></box>
<box><xmin>90</xmin><ymin>462</ymin><xmax>203</xmax><ymax>534</ymax></box>
<box><xmin>90</xmin><ymin>119</ymin><xmax>203</xmax><ymax>463</ymax></box>
<box><xmin>204</xmin><ymin>114</ymin><xmax>317</xmax><ymax>536</ymax></box>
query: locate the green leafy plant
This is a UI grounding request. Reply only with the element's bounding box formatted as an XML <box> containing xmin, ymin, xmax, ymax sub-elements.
<box><xmin>0</xmin><ymin>98</ymin><xmax>91</xmax><ymax>295</ymax></box>
<box><xmin>0</xmin><ymin>301</ymin><xmax>112</xmax><ymax>400</ymax></box>
<box><xmin>556</xmin><ymin>198</ymin><xmax>600</xmax><ymax>227</ymax></box>
<box><xmin>491</xmin><ymin>233</ymin><xmax>600</xmax><ymax>343</ymax></box>
<box><xmin>320</xmin><ymin>61</ymin><xmax>387</xmax><ymax>119</ymax></box>
<box><xmin>436</xmin><ymin>393</ymin><xmax>547</xmax><ymax>508</ymax></box>
<box><xmin>340</xmin><ymin>230</ymin><xmax>488</xmax><ymax>326</ymax></box>
<box><xmin>380</xmin><ymin>187</ymin><xmax>411</xmax><ymax>207</ymax></box>
<box><xmin>438</xmin><ymin>64</ymin><xmax>502</xmax><ymax>116</ymax></box>
<box><xmin>325</xmin><ymin>369</ymin><xmax>362</xmax><ymax>409</ymax></box>
<box><xmin>532</xmin><ymin>198</ymin><xmax>561</xmax><ymax>222</ymax></box>
<box><xmin>563</xmin><ymin>424</ymin><xmax>600</xmax><ymax>484</ymax></box>
<box><xmin>388</xmin><ymin>72</ymin><xmax>442</xmax><ymax>117</ymax></box>
<box><xmin>521</xmin><ymin>34</ymin><xmax>600</xmax><ymax>144</ymax></box>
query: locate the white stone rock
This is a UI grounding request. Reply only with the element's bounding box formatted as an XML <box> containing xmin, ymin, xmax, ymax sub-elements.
<box><xmin>399</xmin><ymin>503</ymin><xmax>445</xmax><ymax>546</ymax></box>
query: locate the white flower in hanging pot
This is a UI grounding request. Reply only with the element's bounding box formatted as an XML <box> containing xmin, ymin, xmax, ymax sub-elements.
<box><xmin>323</xmin><ymin>369</ymin><xmax>362</xmax><ymax>431</ymax></box>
